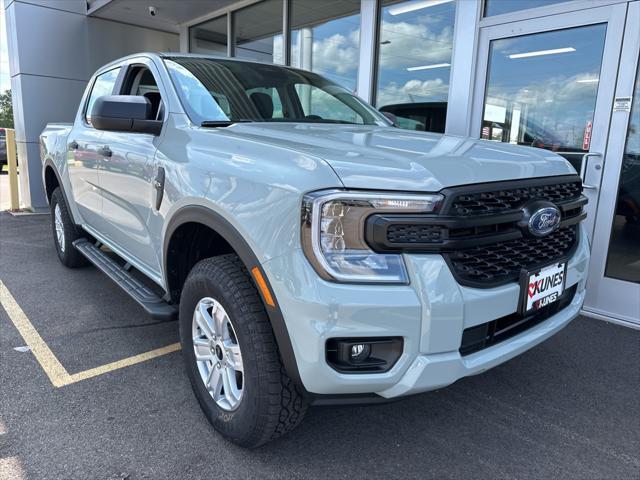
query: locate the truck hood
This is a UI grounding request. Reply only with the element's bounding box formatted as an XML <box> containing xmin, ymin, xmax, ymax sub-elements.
<box><xmin>220</xmin><ymin>123</ymin><xmax>576</xmax><ymax>191</ymax></box>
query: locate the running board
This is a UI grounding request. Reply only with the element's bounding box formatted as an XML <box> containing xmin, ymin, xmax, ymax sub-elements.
<box><xmin>73</xmin><ymin>238</ymin><xmax>177</xmax><ymax>321</ymax></box>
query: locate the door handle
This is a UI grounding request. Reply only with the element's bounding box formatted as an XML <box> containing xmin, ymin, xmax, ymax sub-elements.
<box><xmin>580</xmin><ymin>152</ymin><xmax>602</xmax><ymax>190</ymax></box>
<box><xmin>98</xmin><ymin>146</ymin><xmax>112</xmax><ymax>158</ymax></box>
<box><xmin>68</xmin><ymin>140</ymin><xmax>78</xmax><ymax>150</ymax></box>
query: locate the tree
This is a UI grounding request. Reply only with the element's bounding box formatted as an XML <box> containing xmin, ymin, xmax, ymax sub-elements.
<box><xmin>0</xmin><ymin>90</ymin><xmax>14</xmax><ymax>129</ymax></box>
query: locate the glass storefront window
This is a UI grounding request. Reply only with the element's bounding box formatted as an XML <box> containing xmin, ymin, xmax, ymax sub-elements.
<box><xmin>235</xmin><ymin>0</ymin><xmax>284</xmax><ymax>64</ymax></box>
<box><xmin>375</xmin><ymin>0</ymin><xmax>456</xmax><ymax>133</ymax></box>
<box><xmin>189</xmin><ymin>15</ymin><xmax>227</xmax><ymax>55</ymax></box>
<box><xmin>484</xmin><ymin>0</ymin><xmax>569</xmax><ymax>17</ymax></box>
<box><xmin>605</xmin><ymin>59</ymin><xmax>640</xmax><ymax>283</ymax></box>
<box><xmin>290</xmin><ymin>0</ymin><xmax>361</xmax><ymax>91</ymax></box>
<box><xmin>480</xmin><ymin>25</ymin><xmax>607</xmax><ymax>171</ymax></box>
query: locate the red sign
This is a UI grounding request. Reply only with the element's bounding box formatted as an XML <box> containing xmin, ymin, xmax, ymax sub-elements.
<box><xmin>583</xmin><ymin>121</ymin><xmax>593</xmax><ymax>151</ymax></box>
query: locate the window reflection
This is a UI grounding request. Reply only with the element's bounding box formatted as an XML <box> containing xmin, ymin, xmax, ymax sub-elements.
<box><xmin>605</xmin><ymin>61</ymin><xmax>640</xmax><ymax>283</ymax></box>
<box><xmin>85</xmin><ymin>68</ymin><xmax>120</xmax><ymax>125</ymax></box>
<box><xmin>235</xmin><ymin>0</ymin><xmax>284</xmax><ymax>64</ymax></box>
<box><xmin>290</xmin><ymin>0</ymin><xmax>361</xmax><ymax>91</ymax></box>
<box><xmin>375</xmin><ymin>0</ymin><xmax>456</xmax><ymax>132</ymax></box>
<box><xmin>481</xmin><ymin>25</ymin><xmax>606</xmax><ymax>171</ymax></box>
<box><xmin>190</xmin><ymin>15</ymin><xmax>227</xmax><ymax>55</ymax></box>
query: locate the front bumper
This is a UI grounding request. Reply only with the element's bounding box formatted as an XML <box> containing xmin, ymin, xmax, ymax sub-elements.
<box><xmin>263</xmin><ymin>224</ymin><xmax>590</xmax><ymax>398</ymax></box>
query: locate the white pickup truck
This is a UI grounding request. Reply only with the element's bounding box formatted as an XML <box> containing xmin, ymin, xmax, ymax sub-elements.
<box><xmin>40</xmin><ymin>53</ymin><xmax>590</xmax><ymax>447</ymax></box>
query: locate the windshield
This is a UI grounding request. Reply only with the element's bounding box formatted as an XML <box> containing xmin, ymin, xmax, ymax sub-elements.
<box><xmin>164</xmin><ymin>57</ymin><xmax>388</xmax><ymax>126</ymax></box>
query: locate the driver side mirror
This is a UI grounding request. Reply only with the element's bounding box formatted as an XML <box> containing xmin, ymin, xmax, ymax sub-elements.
<box><xmin>91</xmin><ymin>95</ymin><xmax>162</xmax><ymax>135</ymax></box>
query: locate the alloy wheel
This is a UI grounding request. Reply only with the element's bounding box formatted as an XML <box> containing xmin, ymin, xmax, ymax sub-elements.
<box><xmin>54</xmin><ymin>203</ymin><xmax>65</xmax><ymax>253</ymax></box>
<box><xmin>192</xmin><ymin>297</ymin><xmax>244</xmax><ymax>411</ymax></box>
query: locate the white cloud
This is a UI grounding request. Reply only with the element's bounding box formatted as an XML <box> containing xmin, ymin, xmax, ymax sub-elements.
<box><xmin>378</xmin><ymin>20</ymin><xmax>453</xmax><ymax>69</ymax></box>
<box><xmin>377</xmin><ymin>78</ymin><xmax>449</xmax><ymax>106</ymax></box>
<box><xmin>311</xmin><ymin>30</ymin><xmax>360</xmax><ymax>75</ymax></box>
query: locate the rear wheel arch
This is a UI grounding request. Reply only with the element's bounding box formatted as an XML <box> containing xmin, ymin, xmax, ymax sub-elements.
<box><xmin>163</xmin><ymin>205</ymin><xmax>305</xmax><ymax>389</ymax></box>
<box><xmin>43</xmin><ymin>161</ymin><xmax>77</xmax><ymax>225</ymax></box>
<box><xmin>44</xmin><ymin>164</ymin><xmax>60</xmax><ymax>203</ymax></box>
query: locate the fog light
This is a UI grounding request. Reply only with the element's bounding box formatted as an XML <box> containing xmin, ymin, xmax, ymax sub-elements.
<box><xmin>326</xmin><ymin>337</ymin><xmax>403</xmax><ymax>373</ymax></box>
<box><xmin>350</xmin><ymin>344</ymin><xmax>371</xmax><ymax>363</ymax></box>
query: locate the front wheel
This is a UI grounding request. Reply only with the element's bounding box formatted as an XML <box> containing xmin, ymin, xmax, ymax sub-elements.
<box><xmin>179</xmin><ymin>254</ymin><xmax>308</xmax><ymax>448</ymax></box>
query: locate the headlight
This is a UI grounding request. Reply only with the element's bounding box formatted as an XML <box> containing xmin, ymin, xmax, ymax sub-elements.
<box><xmin>301</xmin><ymin>190</ymin><xmax>442</xmax><ymax>283</ymax></box>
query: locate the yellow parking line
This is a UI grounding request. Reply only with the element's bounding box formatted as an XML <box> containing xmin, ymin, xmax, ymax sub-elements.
<box><xmin>0</xmin><ymin>280</ymin><xmax>181</xmax><ymax>387</ymax></box>
<box><xmin>68</xmin><ymin>342</ymin><xmax>181</xmax><ymax>384</ymax></box>
<box><xmin>0</xmin><ymin>280</ymin><xmax>72</xmax><ymax>387</ymax></box>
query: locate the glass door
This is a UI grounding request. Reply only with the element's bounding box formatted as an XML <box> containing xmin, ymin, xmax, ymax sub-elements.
<box><xmin>584</xmin><ymin>1</ymin><xmax>640</xmax><ymax>325</ymax></box>
<box><xmin>471</xmin><ymin>3</ymin><xmax>628</xmax><ymax>241</ymax></box>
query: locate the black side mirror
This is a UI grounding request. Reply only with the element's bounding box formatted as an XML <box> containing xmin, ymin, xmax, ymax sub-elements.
<box><xmin>380</xmin><ymin>111</ymin><xmax>398</xmax><ymax>127</ymax></box>
<box><xmin>91</xmin><ymin>95</ymin><xmax>162</xmax><ymax>135</ymax></box>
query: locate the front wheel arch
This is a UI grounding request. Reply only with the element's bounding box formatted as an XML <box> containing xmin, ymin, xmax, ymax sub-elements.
<box><xmin>163</xmin><ymin>205</ymin><xmax>305</xmax><ymax>391</ymax></box>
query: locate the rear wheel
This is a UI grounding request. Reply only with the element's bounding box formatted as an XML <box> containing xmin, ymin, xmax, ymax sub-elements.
<box><xmin>179</xmin><ymin>254</ymin><xmax>308</xmax><ymax>448</ymax></box>
<box><xmin>50</xmin><ymin>188</ymin><xmax>87</xmax><ymax>268</ymax></box>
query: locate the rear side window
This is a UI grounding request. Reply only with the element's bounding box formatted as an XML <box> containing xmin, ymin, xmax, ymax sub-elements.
<box><xmin>85</xmin><ymin>67</ymin><xmax>121</xmax><ymax>125</ymax></box>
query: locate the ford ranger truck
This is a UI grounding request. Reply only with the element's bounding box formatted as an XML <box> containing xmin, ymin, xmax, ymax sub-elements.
<box><xmin>40</xmin><ymin>53</ymin><xmax>590</xmax><ymax>448</ymax></box>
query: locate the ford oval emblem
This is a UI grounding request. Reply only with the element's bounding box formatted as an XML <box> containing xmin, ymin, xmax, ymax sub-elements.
<box><xmin>528</xmin><ymin>206</ymin><xmax>561</xmax><ymax>237</ymax></box>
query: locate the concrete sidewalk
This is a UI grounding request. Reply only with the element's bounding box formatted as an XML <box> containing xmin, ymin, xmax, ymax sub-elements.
<box><xmin>0</xmin><ymin>212</ymin><xmax>638</xmax><ymax>479</ymax></box>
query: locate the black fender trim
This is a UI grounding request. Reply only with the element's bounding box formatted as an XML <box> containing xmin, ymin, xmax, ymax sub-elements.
<box><xmin>42</xmin><ymin>159</ymin><xmax>76</xmax><ymax>223</ymax></box>
<box><xmin>163</xmin><ymin>205</ymin><xmax>305</xmax><ymax>390</ymax></box>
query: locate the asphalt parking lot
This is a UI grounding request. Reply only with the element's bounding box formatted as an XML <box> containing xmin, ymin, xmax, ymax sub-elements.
<box><xmin>0</xmin><ymin>211</ymin><xmax>639</xmax><ymax>480</ymax></box>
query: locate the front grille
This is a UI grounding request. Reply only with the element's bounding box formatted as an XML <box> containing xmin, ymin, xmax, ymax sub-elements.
<box><xmin>365</xmin><ymin>175</ymin><xmax>586</xmax><ymax>288</ymax></box>
<box><xmin>445</xmin><ymin>226</ymin><xmax>577</xmax><ymax>286</ymax></box>
<box><xmin>449</xmin><ymin>180</ymin><xmax>582</xmax><ymax>216</ymax></box>
<box><xmin>459</xmin><ymin>285</ymin><xmax>577</xmax><ymax>356</ymax></box>
<box><xmin>387</xmin><ymin>224</ymin><xmax>443</xmax><ymax>243</ymax></box>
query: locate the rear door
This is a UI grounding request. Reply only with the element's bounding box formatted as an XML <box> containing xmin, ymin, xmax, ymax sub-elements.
<box><xmin>67</xmin><ymin>67</ymin><xmax>120</xmax><ymax>228</ymax></box>
<box><xmin>97</xmin><ymin>57</ymin><xmax>166</xmax><ymax>277</ymax></box>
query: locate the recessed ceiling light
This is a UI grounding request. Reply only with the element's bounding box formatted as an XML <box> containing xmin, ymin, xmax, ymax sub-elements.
<box><xmin>407</xmin><ymin>63</ymin><xmax>451</xmax><ymax>71</ymax></box>
<box><xmin>389</xmin><ymin>0</ymin><xmax>454</xmax><ymax>16</ymax></box>
<box><xmin>508</xmin><ymin>47</ymin><xmax>576</xmax><ymax>59</ymax></box>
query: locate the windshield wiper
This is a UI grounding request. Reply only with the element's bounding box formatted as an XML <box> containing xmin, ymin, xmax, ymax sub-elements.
<box><xmin>201</xmin><ymin>119</ymin><xmax>254</xmax><ymax>128</ymax></box>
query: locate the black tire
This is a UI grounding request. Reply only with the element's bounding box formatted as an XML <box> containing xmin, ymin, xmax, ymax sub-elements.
<box><xmin>50</xmin><ymin>187</ymin><xmax>88</xmax><ymax>268</ymax></box>
<box><xmin>179</xmin><ymin>254</ymin><xmax>308</xmax><ymax>448</ymax></box>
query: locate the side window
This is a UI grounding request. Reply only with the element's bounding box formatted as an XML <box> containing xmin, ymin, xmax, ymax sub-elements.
<box><xmin>294</xmin><ymin>84</ymin><xmax>364</xmax><ymax>124</ymax></box>
<box><xmin>85</xmin><ymin>68</ymin><xmax>121</xmax><ymax>126</ymax></box>
<box><xmin>125</xmin><ymin>67</ymin><xmax>164</xmax><ymax>121</ymax></box>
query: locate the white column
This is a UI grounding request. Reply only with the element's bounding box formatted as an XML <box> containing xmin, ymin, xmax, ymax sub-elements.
<box><xmin>356</xmin><ymin>0</ymin><xmax>378</xmax><ymax>102</ymax></box>
<box><xmin>300</xmin><ymin>27</ymin><xmax>313</xmax><ymax>111</ymax></box>
<box><xmin>445</xmin><ymin>0</ymin><xmax>483</xmax><ymax>136</ymax></box>
<box><xmin>179</xmin><ymin>25</ymin><xmax>189</xmax><ymax>53</ymax></box>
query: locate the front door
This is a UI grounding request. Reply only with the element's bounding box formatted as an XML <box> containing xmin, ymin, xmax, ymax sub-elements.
<box><xmin>471</xmin><ymin>3</ymin><xmax>628</xmax><ymax>242</ymax></box>
<box><xmin>583</xmin><ymin>1</ymin><xmax>640</xmax><ymax>326</ymax></box>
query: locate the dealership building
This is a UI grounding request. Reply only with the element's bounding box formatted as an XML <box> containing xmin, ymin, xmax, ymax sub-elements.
<box><xmin>4</xmin><ymin>0</ymin><xmax>639</xmax><ymax>325</ymax></box>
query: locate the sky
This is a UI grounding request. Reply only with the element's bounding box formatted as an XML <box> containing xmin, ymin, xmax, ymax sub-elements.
<box><xmin>0</xmin><ymin>0</ymin><xmax>10</xmax><ymax>93</ymax></box>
